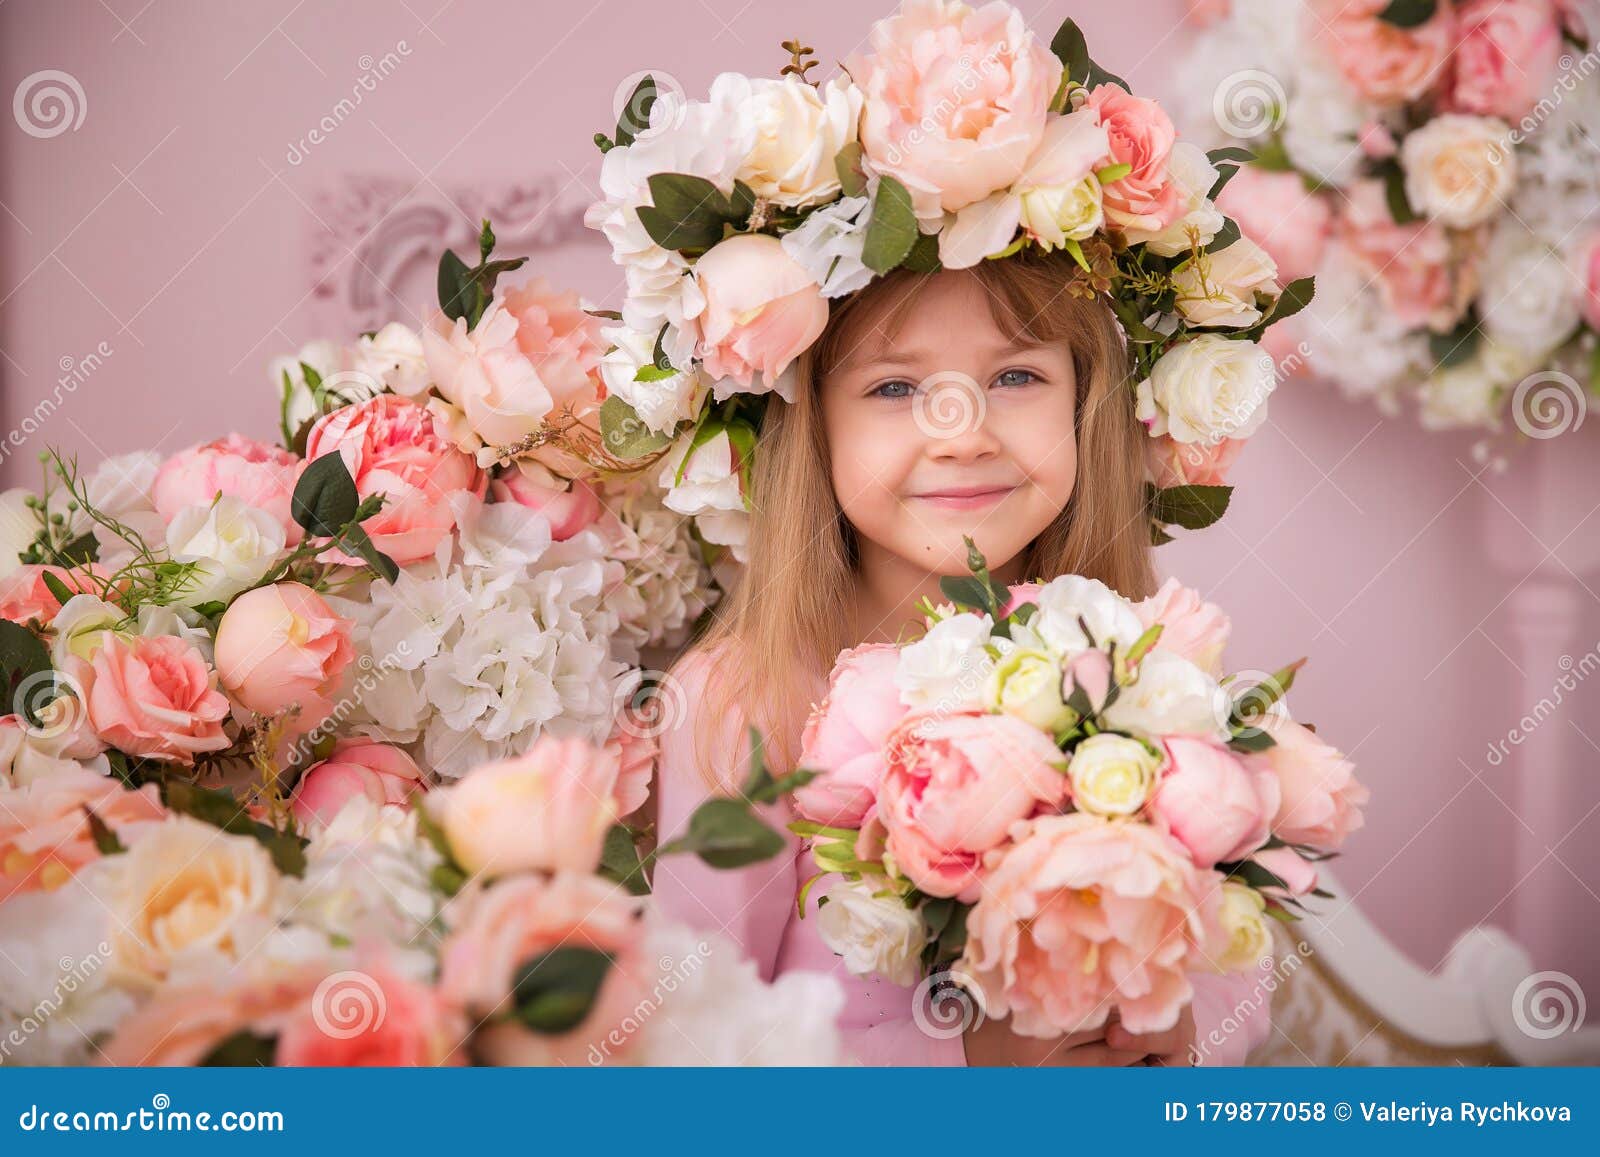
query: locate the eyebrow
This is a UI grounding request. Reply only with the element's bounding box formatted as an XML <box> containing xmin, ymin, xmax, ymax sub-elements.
<box><xmin>841</xmin><ymin>337</ymin><xmax>1047</xmax><ymax>371</ymax></box>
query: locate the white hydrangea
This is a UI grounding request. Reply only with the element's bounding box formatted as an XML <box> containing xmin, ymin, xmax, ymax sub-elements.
<box><xmin>894</xmin><ymin>612</ymin><xmax>995</xmax><ymax>712</ymax></box>
<box><xmin>780</xmin><ymin>194</ymin><xmax>874</xmax><ymax>298</ymax></box>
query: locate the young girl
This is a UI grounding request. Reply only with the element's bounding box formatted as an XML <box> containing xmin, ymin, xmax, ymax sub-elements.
<box><xmin>650</xmin><ymin>248</ymin><xmax>1274</xmax><ymax>1066</ymax></box>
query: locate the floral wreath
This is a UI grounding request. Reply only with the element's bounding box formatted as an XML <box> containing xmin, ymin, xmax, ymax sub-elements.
<box><xmin>583</xmin><ymin>0</ymin><xmax>1315</xmax><ymax>560</ymax></box>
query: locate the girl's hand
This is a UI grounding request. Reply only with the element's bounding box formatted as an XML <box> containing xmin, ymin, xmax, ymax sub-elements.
<box><xmin>962</xmin><ymin>1014</ymin><xmax>1148</xmax><ymax>1067</ymax></box>
<box><xmin>1105</xmin><ymin>1004</ymin><xmax>1197</xmax><ymax>1067</ymax></box>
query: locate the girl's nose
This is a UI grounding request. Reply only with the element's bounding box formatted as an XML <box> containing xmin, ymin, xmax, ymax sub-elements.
<box><xmin>915</xmin><ymin>373</ymin><xmax>998</xmax><ymax>458</ymax></box>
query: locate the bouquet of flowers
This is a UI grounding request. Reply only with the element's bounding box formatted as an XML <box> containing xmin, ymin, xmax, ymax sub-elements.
<box><xmin>788</xmin><ymin>538</ymin><xmax>1368</xmax><ymax>1038</ymax></box>
<box><xmin>1180</xmin><ymin>0</ymin><xmax>1599</xmax><ymax>436</ymax></box>
<box><xmin>586</xmin><ymin>0</ymin><xmax>1317</xmax><ymax>552</ymax></box>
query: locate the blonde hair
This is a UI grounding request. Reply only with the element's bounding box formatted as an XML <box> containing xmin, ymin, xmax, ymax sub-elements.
<box><xmin>679</xmin><ymin>247</ymin><xmax>1155</xmax><ymax>787</ymax></box>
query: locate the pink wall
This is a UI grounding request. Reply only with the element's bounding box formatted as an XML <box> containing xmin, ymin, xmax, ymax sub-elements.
<box><xmin>4</xmin><ymin>0</ymin><xmax>1597</xmax><ymax>995</ymax></box>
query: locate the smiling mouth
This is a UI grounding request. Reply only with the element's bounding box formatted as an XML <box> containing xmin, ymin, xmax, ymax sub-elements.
<box><xmin>910</xmin><ymin>486</ymin><xmax>1017</xmax><ymax>509</ymax></box>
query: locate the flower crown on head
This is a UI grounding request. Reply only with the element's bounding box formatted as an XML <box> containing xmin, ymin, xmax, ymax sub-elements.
<box><xmin>584</xmin><ymin>0</ymin><xmax>1314</xmax><ymax>561</ymax></box>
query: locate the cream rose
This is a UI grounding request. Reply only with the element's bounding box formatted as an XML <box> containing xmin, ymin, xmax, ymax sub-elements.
<box><xmin>1215</xmin><ymin>881</ymin><xmax>1273</xmax><ymax>971</ymax></box>
<box><xmin>1102</xmin><ymin>649</ymin><xmax>1229</xmax><ymax>740</ymax></box>
<box><xmin>1066</xmin><ymin>733</ymin><xmax>1162</xmax><ymax>817</ymax></box>
<box><xmin>165</xmin><ymin>496</ymin><xmax>287</xmax><ymax>605</ymax></box>
<box><xmin>814</xmin><ymin>876</ymin><xmax>927</xmax><ymax>987</ymax></box>
<box><xmin>1136</xmin><ymin>334</ymin><xmax>1277</xmax><ymax>445</ymax></box>
<box><xmin>1172</xmin><ymin>236</ymin><xmax>1281</xmax><ymax>329</ymax></box>
<box><xmin>984</xmin><ymin>647</ymin><xmax>1073</xmax><ymax>732</ymax></box>
<box><xmin>722</xmin><ymin>73</ymin><xmax>863</xmax><ymax>208</ymax></box>
<box><xmin>1400</xmin><ymin>114</ymin><xmax>1518</xmax><ymax>229</ymax></box>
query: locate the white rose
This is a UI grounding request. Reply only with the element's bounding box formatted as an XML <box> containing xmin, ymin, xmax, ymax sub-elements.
<box><xmin>1173</xmin><ymin>236</ymin><xmax>1281</xmax><ymax>329</ymax></box>
<box><xmin>49</xmin><ymin>594</ymin><xmax>124</xmax><ymax>665</ymax></box>
<box><xmin>1401</xmin><ymin>114</ymin><xmax>1517</xmax><ymax>229</ymax></box>
<box><xmin>657</xmin><ymin>428</ymin><xmax>745</xmax><ymax>520</ymax></box>
<box><xmin>1</xmin><ymin>489</ymin><xmax>37</xmax><ymax>577</ymax></box>
<box><xmin>1067</xmin><ymin>733</ymin><xmax>1161</xmax><ymax>817</ymax></box>
<box><xmin>1479</xmin><ymin>228</ymin><xmax>1583</xmax><ymax>359</ymax></box>
<box><xmin>1215</xmin><ymin>881</ymin><xmax>1273</xmax><ymax>971</ymax></box>
<box><xmin>984</xmin><ymin>648</ymin><xmax>1073</xmax><ymax>732</ymax></box>
<box><xmin>1019</xmin><ymin>176</ymin><xmax>1105</xmax><ymax>252</ymax></box>
<box><xmin>270</xmin><ymin>339</ymin><xmax>342</xmax><ymax>435</ymax></box>
<box><xmin>85</xmin><ymin>451</ymin><xmax>165</xmax><ymax>567</ymax></box>
<box><xmin>723</xmin><ymin>73</ymin><xmax>863</xmax><ymax>208</ymax></box>
<box><xmin>1102</xmin><ymin>649</ymin><xmax>1229</xmax><ymax>739</ymax></box>
<box><xmin>348</xmin><ymin>322</ymin><xmax>429</xmax><ymax>397</ymax></box>
<box><xmin>1125</xmin><ymin>142</ymin><xmax>1224</xmax><ymax>255</ymax></box>
<box><xmin>781</xmin><ymin>195</ymin><xmax>874</xmax><ymax>298</ymax></box>
<box><xmin>600</xmin><ymin>323</ymin><xmax>708</xmax><ymax>435</ymax></box>
<box><xmin>165</xmin><ymin>496</ymin><xmax>287</xmax><ymax>605</ymax></box>
<box><xmin>1136</xmin><ymin>334</ymin><xmax>1277</xmax><ymax>444</ymax></box>
<box><xmin>1030</xmin><ymin>574</ymin><xmax>1144</xmax><ymax>657</ymax></box>
<box><xmin>894</xmin><ymin>612</ymin><xmax>995</xmax><ymax>711</ymax></box>
<box><xmin>815</xmin><ymin>877</ymin><xmax>927</xmax><ymax>986</ymax></box>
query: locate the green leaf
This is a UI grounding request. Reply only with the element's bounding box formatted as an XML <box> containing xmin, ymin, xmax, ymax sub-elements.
<box><xmin>901</xmin><ymin>230</ymin><xmax>942</xmax><ymax>274</ymax></box>
<box><xmin>1263</xmin><ymin>276</ymin><xmax>1315</xmax><ymax>328</ymax></box>
<box><xmin>1382</xmin><ymin>162</ymin><xmax>1418</xmax><ymax>224</ymax></box>
<box><xmin>1429</xmin><ymin>316</ymin><xmax>1482</xmax><ymax>370</ymax></box>
<box><xmin>613</xmin><ymin>74</ymin><xmax>657</xmax><ymax>148</ymax></box>
<box><xmin>512</xmin><ymin>947</ymin><xmax>615</xmax><ymax>1034</ymax></box>
<box><xmin>0</xmin><ymin>620</ymin><xmax>51</xmax><ymax>722</ymax></box>
<box><xmin>39</xmin><ymin>569</ymin><xmax>75</xmax><ymax>607</ymax></box>
<box><xmin>339</xmin><ymin>523</ymin><xmax>399</xmax><ymax>584</ymax></box>
<box><xmin>1207</xmin><ymin>216</ymin><xmax>1241</xmax><ymax>255</ymax></box>
<box><xmin>672</xmin><ymin>798</ymin><xmax>786</xmax><ymax>869</ymax></box>
<box><xmin>637</xmin><ymin>173</ymin><xmax>736</xmax><ymax>251</ymax></box>
<box><xmin>292</xmin><ymin>453</ymin><xmax>361</xmax><ymax>537</ymax></box>
<box><xmin>938</xmin><ymin>576</ymin><xmax>993</xmax><ymax>614</ymax></box>
<box><xmin>599</xmin><ymin>823</ymin><xmax>651</xmax><ymax>896</ymax></box>
<box><xmin>633</xmin><ymin>363</ymin><xmax>679</xmax><ymax>383</ymax></box>
<box><xmin>1377</xmin><ymin>0</ymin><xmax>1437</xmax><ymax>28</ymax></box>
<box><xmin>1149</xmin><ymin>483</ymin><xmax>1233</xmax><ymax>531</ymax></box>
<box><xmin>834</xmin><ymin>142</ymin><xmax>866</xmax><ymax>198</ymax></box>
<box><xmin>200</xmin><ymin>1030</ymin><xmax>278</xmax><ymax>1067</ymax></box>
<box><xmin>1048</xmin><ymin>18</ymin><xmax>1129</xmax><ymax>91</ymax></box>
<box><xmin>860</xmin><ymin>176</ymin><xmax>919</xmax><ymax>274</ymax></box>
<box><xmin>1228</xmin><ymin>729</ymin><xmax>1277</xmax><ymax>754</ymax></box>
<box><xmin>161</xmin><ymin>781</ymin><xmax>308</xmax><ymax>878</ymax></box>
<box><xmin>437</xmin><ymin>248</ymin><xmax>476</xmax><ymax>323</ymax></box>
<box><xmin>599</xmin><ymin>395</ymin><xmax>675</xmax><ymax>460</ymax></box>
<box><xmin>50</xmin><ymin>532</ymin><xmax>98</xmax><ymax>567</ymax></box>
<box><xmin>1205</xmin><ymin>147</ymin><xmax>1255</xmax><ymax>200</ymax></box>
<box><xmin>82</xmin><ymin>804</ymin><xmax>126</xmax><ymax>854</ymax></box>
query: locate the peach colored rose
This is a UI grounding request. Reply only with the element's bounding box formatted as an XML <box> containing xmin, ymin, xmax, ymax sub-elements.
<box><xmin>1312</xmin><ymin>0</ymin><xmax>1456</xmax><ymax>105</ymax></box>
<box><xmin>1147</xmin><ymin>736</ymin><xmax>1277</xmax><ymax>868</ymax></box>
<box><xmin>1339</xmin><ymin>178</ymin><xmax>1464</xmax><ymax>332</ymax></box>
<box><xmin>98</xmin><ymin>966</ymin><xmax>326</xmax><ymax>1066</ymax></box>
<box><xmin>428</xmin><ymin>735</ymin><xmax>631</xmax><ymax>878</ymax></box>
<box><xmin>152</xmin><ymin>434</ymin><xmax>303</xmax><ymax>545</ymax></box>
<box><xmin>0</xmin><ymin>565</ymin><xmax>104</xmax><ymax>625</ymax></box>
<box><xmin>1581</xmin><ymin>232</ymin><xmax>1600</xmax><ymax>332</ymax></box>
<box><xmin>1146</xmin><ymin>433</ymin><xmax>1245</xmax><ymax>490</ymax></box>
<box><xmin>437</xmin><ymin>873</ymin><xmax>648</xmax><ymax>1065</ymax></box>
<box><xmin>214</xmin><ymin>581</ymin><xmax>354</xmax><ymax>731</ymax></box>
<box><xmin>1445</xmin><ymin>0</ymin><xmax>1562</xmax><ymax>122</ymax></box>
<box><xmin>72</xmin><ymin>633</ymin><xmax>231</xmax><ymax>764</ymax></box>
<box><xmin>490</xmin><ymin>461</ymin><xmax>603</xmax><ymax>541</ymax></box>
<box><xmin>1133</xmin><ymin>577</ymin><xmax>1232</xmax><ymax>676</ymax></box>
<box><xmin>302</xmin><ymin>394</ymin><xmax>486</xmax><ymax>565</ymax></box>
<box><xmin>275</xmin><ymin>959</ymin><xmax>466</xmax><ymax>1066</ymax></box>
<box><xmin>602</xmin><ymin>713</ymin><xmax>657</xmax><ymax>817</ymax></box>
<box><xmin>1086</xmin><ymin>84</ymin><xmax>1184</xmax><ymax>236</ymax></box>
<box><xmin>1244</xmin><ymin>717</ymin><xmax>1369</xmax><ymax>849</ymax></box>
<box><xmin>878</xmin><ymin>709</ymin><xmax>1069</xmax><ymax>902</ymax></box>
<box><xmin>792</xmin><ymin>643</ymin><xmax>908</xmax><ymax>827</ymax></box>
<box><xmin>1217</xmin><ymin>167</ymin><xmax>1333</xmax><ymax>283</ymax></box>
<box><xmin>847</xmin><ymin>0</ymin><xmax>1062</xmax><ymax>221</ymax></box>
<box><xmin>692</xmin><ymin>234</ymin><xmax>828</xmax><ymax>391</ymax></box>
<box><xmin>290</xmin><ymin>739</ymin><xmax>426</xmax><ymax>827</ymax></box>
<box><xmin>0</xmin><ymin>766</ymin><xmax>164</xmax><ymax>897</ymax></box>
<box><xmin>962</xmin><ymin>811</ymin><xmax>1223</xmax><ymax>1035</ymax></box>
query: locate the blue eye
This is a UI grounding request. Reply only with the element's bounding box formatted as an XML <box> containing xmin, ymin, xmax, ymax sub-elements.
<box><xmin>870</xmin><ymin>379</ymin><xmax>916</xmax><ymax>399</ymax></box>
<box><xmin>996</xmin><ymin>369</ymin><xmax>1038</xmax><ymax>388</ymax></box>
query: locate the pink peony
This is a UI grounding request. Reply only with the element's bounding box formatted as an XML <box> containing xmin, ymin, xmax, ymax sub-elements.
<box><xmin>1085</xmin><ymin>84</ymin><xmax>1183</xmax><ymax>236</ymax></box>
<box><xmin>213</xmin><ymin>582</ymin><xmax>354</xmax><ymax>731</ymax></box>
<box><xmin>847</xmin><ymin>0</ymin><xmax>1062</xmax><ymax>219</ymax></box>
<box><xmin>275</xmin><ymin>959</ymin><xmax>465</xmax><ymax>1066</ymax></box>
<box><xmin>99</xmin><ymin>966</ymin><xmax>327</xmax><ymax>1066</ymax></box>
<box><xmin>877</xmin><ymin>709</ymin><xmax>1070</xmax><ymax>902</ymax></box>
<box><xmin>1133</xmin><ymin>577</ymin><xmax>1232</xmax><ymax>676</ymax></box>
<box><xmin>0</xmin><ymin>565</ymin><xmax>104</xmax><ymax>624</ymax></box>
<box><xmin>601</xmin><ymin>715</ymin><xmax>657</xmax><ymax>817</ymax></box>
<box><xmin>1339</xmin><ymin>179</ymin><xmax>1464</xmax><ymax>332</ymax></box>
<box><xmin>792</xmin><ymin>643</ymin><xmax>909</xmax><ymax>827</ymax></box>
<box><xmin>290</xmin><ymin>739</ymin><xmax>426</xmax><ymax>827</ymax></box>
<box><xmin>74</xmin><ymin>633</ymin><xmax>231</xmax><ymax>764</ymax></box>
<box><xmin>1146</xmin><ymin>434</ymin><xmax>1245</xmax><ymax>491</ymax></box>
<box><xmin>1311</xmin><ymin>0</ymin><xmax>1456</xmax><ymax>105</ymax></box>
<box><xmin>490</xmin><ymin>462</ymin><xmax>603</xmax><ymax>541</ymax></box>
<box><xmin>692</xmin><ymin>234</ymin><xmax>829</xmax><ymax>390</ymax></box>
<box><xmin>1147</xmin><ymin>736</ymin><xmax>1277</xmax><ymax>867</ymax></box>
<box><xmin>1444</xmin><ymin>0</ymin><xmax>1563</xmax><ymax>122</ymax></box>
<box><xmin>962</xmin><ymin>812</ymin><xmax>1223</xmax><ymax>1035</ymax></box>
<box><xmin>436</xmin><ymin>873</ymin><xmax>648</xmax><ymax>1065</ymax></box>
<box><xmin>0</xmin><ymin>765</ymin><xmax>165</xmax><ymax>897</ymax></box>
<box><xmin>151</xmin><ymin>434</ymin><xmax>303</xmax><ymax>544</ymax></box>
<box><xmin>1217</xmin><ymin>167</ymin><xmax>1333</xmax><ymax>283</ymax></box>
<box><xmin>1244</xmin><ymin>717</ymin><xmax>1369</xmax><ymax>849</ymax></box>
<box><xmin>302</xmin><ymin>394</ymin><xmax>486</xmax><ymax>566</ymax></box>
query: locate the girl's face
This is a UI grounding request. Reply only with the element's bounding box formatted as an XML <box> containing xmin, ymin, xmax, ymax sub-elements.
<box><xmin>820</xmin><ymin>271</ymin><xmax>1079</xmax><ymax>582</ymax></box>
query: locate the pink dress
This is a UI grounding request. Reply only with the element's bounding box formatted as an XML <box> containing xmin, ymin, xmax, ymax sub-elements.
<box><xmin>651</xmin><ymin>645</ymin><xmax>1274</xmax><ymax>1066</ymax></box>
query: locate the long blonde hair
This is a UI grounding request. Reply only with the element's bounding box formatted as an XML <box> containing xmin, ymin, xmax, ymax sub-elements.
<box><xmin>681</xmin><ymin>247</ymin><xmax>1155</xmax><ymax>786</ymax></box>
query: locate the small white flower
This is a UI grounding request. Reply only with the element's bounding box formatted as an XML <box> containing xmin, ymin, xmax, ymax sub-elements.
<box><xmin>815</xmin><ymin>877</ymin><xmax>927</xmax><ymax>987</ymax></box>
<box><xmin>1102</xmin><ymin>649</ymin><xmax>1229</xmax><ymax>739</ymax></box>
<box><xmin>1030</xmin><ymin>574</ymin><xmax>1145</xmax><ymax>657</ymax></box>
<box><xmin>165</xmin><ymin>496</ymin><xmax>287</xmax><ymax>605</ymax></box>
<box><xmin>599</xmin><ymin>323</ymin><xmax>708</xmax><ymax>435</ymax></box>
<box><xmin>781</xmin><ymin>195</ymin><xmax>875</xmax><ymax>298</ymax></box>
<box><xmin>895</xmin><ymin>612</ymin><xmax>995</xmax><ymax>711</ymax></box>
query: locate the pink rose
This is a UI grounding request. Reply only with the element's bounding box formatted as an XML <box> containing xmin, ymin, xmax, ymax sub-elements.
<box><xmin>1147</xmin><ymin>736</ymin><xmax>1277</xmax><ymax>867</ymax></box>
<box><xmin>1339</xmin><ymin>179</ymin><xmax>1464</xmax><ymax>332</ymax></box>
<box><xmin>962</xmin><ymin>812</ymin><xmax>1223</xmax><ymax>1035</ymax></box>
<box><xmin>1186</xmin><ymin>0</ymin><xmax>1231</xmax><ymax>23</ymax></box>
<box><xmin>792</xmin><ymin>643</ymin><xmax>908</xmax><ymax>827</ymax></box>
<box><xmin>0</xmin><ymin>565</ymin><xmax>104</xmax><ymax>625</ymax></box>
<box><xmin>878</xmin><ymin>710</ymin><xmax>1069</xmax><ymax>902</ymax></box>
<box><xmin>1244</xmin><ymin>718</ymin><xmax>1369</xmax><ymax>849</ymax></box>
<box><xmin>427</xmin><ymin>735</ymin><xmax>632</xmax><ymax>878</ymax></box>
<box><xmin>275</xmin><ymin>959</ymin><xmax>465</xmax><ymax>1066</ymax></box>
<box><xmin>437</xmin><ymin>873</ymin><xmax>648</xmax><ymax>1065</ymax></box>
<box><xmin>1</xmin><ymin>765</ymin><xmax>165</xmax><ymax>896</ymax></box>
<box><xmin>692</xmin><ymin>234</ymin><xmax>828</xmax><ymax>390</ymax></box>
<box><xmin>1445</xmin><ymin>0</ymin><xmax>1562</xmax><ymax>122</ymax></box>
<box><xmin>1063</xmin><ymin>649</ymin><xmax>1113</xmax><ymax>710</ymax></box>
<box><xmin>847</xmin><ymin>0</ymin><xmax>1062</xmax><ymax>219</ymax></box>
<box><xmin>998</xmin><ymin>582</ymin><xmax>1040</xmax><ymax>619</ymax></box>
<box><xmin>1312</xmin><ymin>0</ymin><xmax>1456</xmax><ymax>105</ymax></box>
<box><xmin>601</xmin><ymin>714</ymin><xmax>657</xmax><ymax>817</ymax></box>
<box><xmin>1146</xmin><ymin>434</ymin><xmax>1245</xmax><ymax>491</ymax></box>
<box><xmin>214</xmin><ymin>582</ymin><xmax>354</xmax><ymax>730</ymax></box>
<box><xmin>74</xmin><ymin>634</ymin><xmax>231</xmax><ymax>764</ymax></box>
<box><xmin>1085</xmin><ymin>84</ymin><xmax>1183</xmax><ymax>235</ymax></box>
<box><xmin>1216</xmin><ymin>167</ymin><xmax>1333</xmax><ymax>283</ymax></box>
<box><xmin>302</xmin><ymin>395</ymin><xmax>486</xmax><ymax>566</ymax></box>
<box><xmin>1133</xmin><ymin>577</ymin><xmax>1232</xmax><ymax>676</ymax></box>
<box><xmin>1253</xmin><ymin>844</ymin><xmax>1318</xmax><ymax>897</ymax></box>
<box><xmin>1581</xmin><ymin>232</ymin><xmax>1600</xmax><ymax>332</ymax></box>
<box><xmin>490</xmin><ymin>463</ymin><xmax>602</xmax><ymax>541</ymax></box>
<box><xmin>152</xmin><ymin>434</ymin><xmax>303</xmax><ymax>544</ymax></box>
<box><xmin>99</xmin><ymin>966</ymin><xmax>327</xmax><ymax>1066</ymax></box>
<box><xmin>290</xmin><ymin>739</ymin><xmax>426</xmax><ymax>827</ymax></box>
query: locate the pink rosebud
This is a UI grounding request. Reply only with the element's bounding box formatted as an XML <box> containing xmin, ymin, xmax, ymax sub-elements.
<box><xmin>998</xmin><ymin>582</ymin><xmax>1041</xmax><ymax>619</ymax></box>
<box><xmin>0</xmin><ymin>565</ymin><xmax>105</xmax><ymax>625</ymax></box>
<box><xmin>214</xmin><ymin>582</ymin><xmax>354</xmax><ymax>732</ymax></box>
<box><xmin>489</xmin><ymin>463</ymin><xmax>602</xmax><ymax>541</ymax></box>
<box><xmin>1063</xmin><ymin>649</ymin><xmax>1112</xmax><ymax>711</ymax></box>
<box><xmin>152</xmin><ymin>434</ymin><xmax>303</xmax><ymax>545</ymax></box>
<box><xmin>1244</xmin><ymin>718</ymin><xmax>1369</xmax><ymax>849</ymax></box>
<box><xmin>1146</xmin><ymin>434</ymin><xmax>1245</xmax><ymax>491</ymax></box>
<box><xmin>1147</xmin><ymin>736</ymin><xmax>1278</xmax><ymax>868</ymax></box>
<box><xmin>1253</xmin><ymin>844</ymin><xmax>1319</xmax><ymax>897</ymax></box>
<box><xmin>792</xmin><ymin>643</ymin><xmax>908</xmax><ymax>827</ymax></box>
<box><xmin>290</xmin><ymin>739</ymin><xmax>426</xmax><ymax>827</ymax></box>
<box><xmin>692</xmin><ymin>234</ymin><xmax>829</xmax><ymax>391</ymax></box>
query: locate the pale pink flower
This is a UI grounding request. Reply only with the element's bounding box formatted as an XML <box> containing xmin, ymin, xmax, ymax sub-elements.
<box><xmin>74</xmin><ymin>633</ymin><xmax>231</xmax><ymax>764</ymax></box>
<box><xmin>792</xmin><ymin>643</ymin><xmax>908</xmax><ymax>827</ymax></box>
<box><xmin>1444</xmin><ymin>0</ymin><xmax>1563</xmax><ymax>122</ymax></box>
<box><xmin>152</xmin><ymin>434</ymin><xmax>303</xmax><ymax>544</ymax></box>
<box><xmin>1311</xmin><ymin>0</ymin><xmax>1456</xmax><ymax>105</ymax></box>
<box><xmin>692</xmin><ymin>234</ymin><xmax>828</xmax><ymax>391</ymax></box>
<box><xmin>1133</xmin><ymin>577</ymin><xmax>1232</xmax><ymax>676</ymax></box>
<box><xmin>290</xmin><ymin>739</ymin><xmax>426</xmax><ymax>827</ymax></box>
<box><xmin>0</xmin><ymin>766</ymin><xmax>165</xmax><ymax>897</ymax></box>
<box><xmin>1244</xmin><ymin>717</ymin><xmax>1369</xmax><ymax>849</ymax></box>
<box><xmin>1217</xmin><ymin>167</ymin><xmax>1333</xmax><ymax>283</ymax></box>
<box><xmin>213</xmin><ymin>582</ymin><xmax>354</xmax><ymax>732</ymax></box>
<box><xmin>1146</xmin><ymin>736</ymin><xmax>1278</xmax><ymax>867</ymax></box>
<box><xmin>0</xmin><ymin>565</ymin><xmax>105</xmax><ymax>625</ymax></box>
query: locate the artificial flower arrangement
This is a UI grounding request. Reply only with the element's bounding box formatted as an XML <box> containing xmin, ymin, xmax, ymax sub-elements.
<box><xmin>585</xmin><ymin>0</ymin><xmax>1317</xmax><ymax>554</ymax></box>
<box><xmin>1181</xmin><ymin>0</ymin><xmax>1599</xmax><ymax>435</ymax></box>
<box><xmin>788</xmin><ymin>537</ymin><xmax>1368</xmax><ymax>1038</ymax></box>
